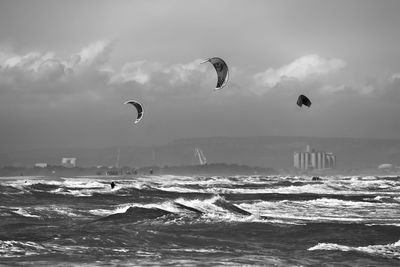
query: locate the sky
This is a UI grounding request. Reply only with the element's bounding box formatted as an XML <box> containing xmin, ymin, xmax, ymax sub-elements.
<box><xmin>1</xmin><ymin>0</ymin><xmax>400</xmax><ymax>152</ymax></box>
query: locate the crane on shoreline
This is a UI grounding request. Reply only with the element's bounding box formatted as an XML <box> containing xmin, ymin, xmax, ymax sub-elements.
<box><xmin>194</xmin><ymin>148</ymin><xmax>207</xmax><ymax>165</ymax></box>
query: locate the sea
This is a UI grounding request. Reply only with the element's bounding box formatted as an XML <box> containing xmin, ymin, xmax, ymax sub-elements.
<box><xmin>0</xmin><ymin>174</ymin><xmax>400</xmax><ymax>266</ymax></box>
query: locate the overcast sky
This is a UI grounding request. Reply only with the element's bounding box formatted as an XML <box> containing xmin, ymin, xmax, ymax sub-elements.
<box><xmin>1</xmin><ymin>0</ymin><xmax>400</xmax><ymax>152</ymax></box>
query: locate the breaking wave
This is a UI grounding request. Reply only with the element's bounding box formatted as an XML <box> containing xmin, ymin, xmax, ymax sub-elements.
<box><xmin>308</xmin><ymin>239</ymin><xmax>400</xmax><ymax>260</ymax></box>
<box><xmin>0</xmin><ymin>240</ymin><xmax>48</xmax><ymax>258</ymax></box>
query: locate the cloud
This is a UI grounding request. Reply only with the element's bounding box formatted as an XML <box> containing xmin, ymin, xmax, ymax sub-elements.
<box><xmin>108</xmin><ymin>58</ymin><xmax>220</xmax><ymax>103</ymax></box>
<box><xmin>2</xmin><ymin>41</ymin><xmax>399</xmax><ymax>114</ymax></box>
<box><xmin>0</xmin><ymin>44</ymin><xmax>347</xmax><ymax>103</ymax></box>
<box><xmin>254</xmin><ymin>54</ymin><xmax>346</xmax><ymax>88</ymax></box>
<box><xmin>334</xmin><ymin>73</ymin><xmax>400</xmax><ymax>97</ymax></box>
<box><xmin>391</xmin><ymin>73</ymin><xmax>400</xmax><ymax>81</ymax></box>
<box><xmin>74</xmin><ymin>41</ymin><xmax>111</xmax><ymax>66</ymax></box>
<box><xmin>162</xmin><ymin>59</ymin><xmax>207</xmax><ymax>84</ymax></box>
<box><xmin>109</xmin><ymin>59</ymin><xmax>208</xmax><ymax>86</ymax></box>
<box><xmin>109</xmin><ymin>61</ymin><xmax>162</xmax><ymax>85</ymax></box>
<box><xmin>0</xmin><ymin>41</ymin><xmax>237</xmax><ymax>122</ymax></box>
<box><xmin>0</xmin><ymin>41</ymin><xmax>111</xmax><ymax>87</ymax></box>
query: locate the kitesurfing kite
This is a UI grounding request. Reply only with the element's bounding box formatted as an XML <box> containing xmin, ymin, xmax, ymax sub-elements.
<box><xmin>124</xmin><ymin>100</ymin><xmax>143</xmax><ymax>124</ymax></box>
<box><xmin>201</xmin><ymin>57</ymin><xmax>229</xmax><ymax>90</ymax></box>
<box><xmin>296</xmin><ymin>94</ymin><xmax>312</xmax><ymax>108</ymax></box>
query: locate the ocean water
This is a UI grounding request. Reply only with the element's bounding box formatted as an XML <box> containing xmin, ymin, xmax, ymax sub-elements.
<box><xmin>0</xmin><ymin>174</ymin><xmax>400</xmax><ymax>266</ymax></box>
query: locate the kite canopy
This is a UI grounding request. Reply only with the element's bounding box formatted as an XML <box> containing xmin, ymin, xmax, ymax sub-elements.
<box><xmin>296</xmin><ymin>94</ymin><xmax>312</xmax><ymax>107</ymax></box>
<box><xmin>124</xmin><ymin>100</ymin><xmax>143</xmax><ymax>124</ymax></box>
<box><xmin>201</xmin><ymin>57</ymin><xmax>229</xmax><ymax>90</ymax></box>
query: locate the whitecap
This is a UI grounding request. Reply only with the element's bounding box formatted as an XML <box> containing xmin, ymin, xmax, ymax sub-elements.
<box><xmin>308</xmin><ymin>239</ymin><xmax>400</xmax><ymax>259</ymax></box>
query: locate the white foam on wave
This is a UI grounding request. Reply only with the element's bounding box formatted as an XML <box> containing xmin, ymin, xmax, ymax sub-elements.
<box><xmin>4</xmin><ymin>174</ymin><xmax>400</xmax><ymax>202</ymax></box>
<box><xmin>62</xmin><ymin>178</ymin><xmax>106</xmax><ymax>189</ymax></box>
<box><xmin>156</xmin><ymin>177</ymin><xmax>400</xmax><ymax>196</ymax></box>
<box><xmin>13</xmin><ymin>208</ymin><xmax>41</xmax><ymax>218</ymax></box>
<box><xmin>85</xmin><ymin>187</ymin><xmax>400</xmax><ymax>225</ymax></box>
<box><xmin>346</xmin><ymin>179</ymin><xmax>400</xmax><ymax>191</ymax></box>
<box><xmin>88</xmin><ymin>196</ymin><xmax>294</xmax><ymax>224</ymax></box>
<box><xmin>0</xmin><ymin>240</ymin><xmax>48</xmax><ymax>257</ymax></box>
<box><xmin>168</xmin><ymin>248</ymin><xmax>222</xmax><ymax>253</ymax></box>
<box><xmin>174</xmin><ymin>195</ymin><xmax>226</xmax><ymax>214</ymax></box>
<box><xmin>55</xmin><ymin>188</ymin><xmax>112</xmax><ymax>197</ymax></box>
<box><xmin>41</xmin><ymin>178</ymin><xmax>140</xmax><ymax>196</ymax></box>
<box><xmin>56</xmin><ymin>178</ymin><xmax>159</xmax><ymax>197</ymax></box>
<box><xmin>12</xmin><ymin>205</ymin><xmax>85</xmax><ymax>219</ymax></box>
<box><xmin>37</xmin><ymin>205</ymin><xmax>84</xmax><ymax>218</ymax></box>
<box><xmin>238</xmin><ymin>198</ymin><xmax>400</xmax><ymax>224</ymax></box>
<box><xmin>173</xmin><ymin>196</ymin><xmax>300</xmax><ymax>224</ymax></box>
<box><xmin>302</xmin><ymin>197</ymin><xmax>396</xmax><ymax>207</ymax></box>
<box><xmin>1</xmin><ymin>177</ymin><xmax>129</xmax><ymax>196</ymax></box>
<box><xmin>118</xmin><ymin>175</ymin><xmax>296</xmax><ymax>193</ymax></box>
<box><xmin>366</xmin><ymin>223</ymin><xmax>400</xmax><ymax>227</ymax></box>
<box><xmin>89</xmin><ymin>193</ymin><xmax>400</xmax><ymax>225</ymax></box>
<box><xmin>2</xmin><ymin>178</ymin><xmax>104</xmax><ymax>197</ymax></box>
<box><xmin>2</xmin><ymin>179</ymin><xmax>61</xmax><ymax>192</ymax></box>
<box><xmin>308</xmin><ymin>239</ymin><xmax>400</xmax><ymax>259</ymax></box>
<box><xmin>89</xmin><ymin>201</ymin><xmax>182</xmax><ymax>216</ymax></box>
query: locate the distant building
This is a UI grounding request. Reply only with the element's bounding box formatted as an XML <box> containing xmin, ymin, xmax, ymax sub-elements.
<box><xmin>35</xmin><ymin>163</ymin><xmax>48</xmax><ymax>168</ymax></box>
<box><xmin>293</xmin><ymin>145</ymin><xmax>336</xmax><ymax>170</ymax></box>
<box><xmin>61</xmin><ymin>158</ymin><xmax>77</xmax><ymax>168</ymax></box>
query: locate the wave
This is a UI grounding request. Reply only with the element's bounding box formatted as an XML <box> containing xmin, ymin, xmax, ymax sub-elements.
<box><xmin>1</xmin><ymin>175</ymin><xmax>400</xmax><ymax>226</ymax></box>
<box><xmin>173</xmin><ymin>202</ymin><xmax>204</xmax><ymax>214</ymax></box>
<box><xmin>308</xmin><ymin>239</ymin><xmax>400</xmax><ymax>260</ymax></box>
<box><xmin>89</xmin><ymin>196</ymin><xmax>267</xmax><ymax>225</ymax></box>
<box><xmin>12</xmin><ymin>208</ymin><xmax>41</xmax><ymax>218</ymax></box>
<box><xmin>0</xmin><ymin>184</ymin><xmax>24</xmax><ymax>195</ymax></box>
<box><xmin>7</xmin><ymin>194</ymin><xmax>400</xmax><ymax>226</ymax></box>
<box><xmin>0</xmin><ymin>240</ymin><xmax>48</xmax><ymax>258</ymax></box>
<box><xmin>157</xmin><ymin>181</ymin><xmax>400</xmax><ymax>196</ymax></box>
<box><xmin>29</xmin><ymin>183</ymin><xmax>60</xmax><ymax>191</ymax></box>
<box><xmin>2</xmin><ymin>175</ymin><xmax>400</xmax><ymax>199</ymax></box>
<box><xmin>1</xmin><ymin>205</ymin><xmax>88</xmax><ymax>221</ymax></box>
<box><xmin>238</xmin><ymin>198</ymin><xmax>400</xmax><ymax>225</ymax></box>
<box><xmin>95</xmin><ymin>206</ymin><xmax>175</xmax><ymax>223</ymax></box>
<box><xmin>213</xmin><ymin>197</ymin><xmax>251</xmax><ymax>216</ymax></box>
<box><xmin>89</xmin><ymin>200</ymin><xmax>182</xmax><ymax>217</ymax></box>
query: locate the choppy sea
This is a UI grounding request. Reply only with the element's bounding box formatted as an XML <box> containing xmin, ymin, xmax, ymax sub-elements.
<box><xmin>1</xmin><ymin>174</ymin><xmax>400</xmax><ymax>266</ymax></box>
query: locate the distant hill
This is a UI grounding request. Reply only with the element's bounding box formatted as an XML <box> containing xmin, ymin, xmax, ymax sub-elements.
<box><xmin>1</xmin><ymin>136</ymin><xmax>400</xmax><ymax>170</ymax></box>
